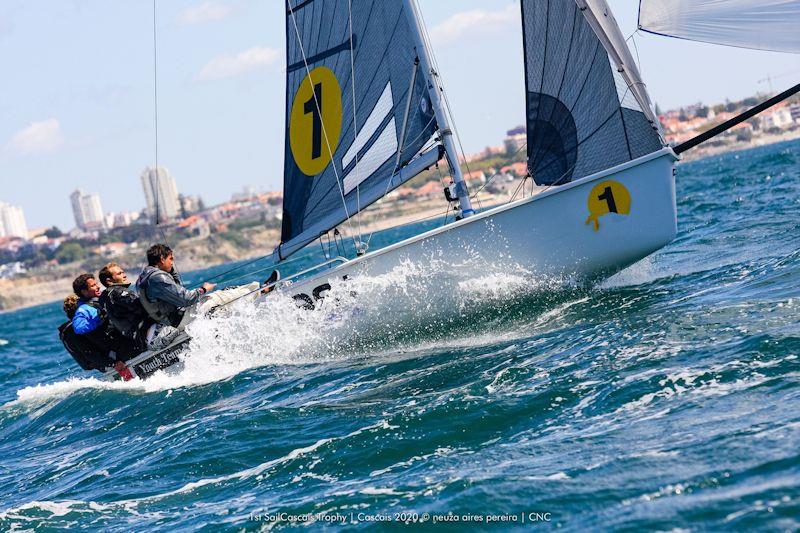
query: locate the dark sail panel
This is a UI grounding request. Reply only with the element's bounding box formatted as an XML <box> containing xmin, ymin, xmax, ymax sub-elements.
<box><xmin>279</xmin><ymin>0</ymin><xmax>438</xmax><ymax>259</ymax></box>
<box><xmin>521</xmin><ymin>0</ymin><xmax>663</xmax><ymax>186</ymax></box>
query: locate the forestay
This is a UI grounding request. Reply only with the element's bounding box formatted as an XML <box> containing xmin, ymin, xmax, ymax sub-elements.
<box><xmin>638</xmin><ymin>0</ymin><xmax>800</xmax><ymax>54</ymax></box>
<box><xmin>520</xmin><ymin>0</ymin><xmax>664</xmax><ymax>186</ymax></box>
<box><xmin>278</xmin><ymin>0</ymin><xmax>440</xmax><ymax>260</ymax></box>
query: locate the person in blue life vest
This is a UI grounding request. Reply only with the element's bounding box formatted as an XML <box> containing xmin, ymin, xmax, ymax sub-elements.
<box><xmin>58</xmin><ymin>293</ymin><xmax>116</xmax><ymax>372</ymax></box>
<box><xmin>72</xmin><ymin>273</ymin><xmax>104</xmax><ymax>335</ymax></box>
<box><xmin>67</xmin><ymin>273</ymin><xmax>135</xmax><ymax>375</ymax></box>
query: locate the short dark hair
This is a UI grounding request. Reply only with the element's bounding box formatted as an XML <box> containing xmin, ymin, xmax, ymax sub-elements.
<box><xmin>98</xmin><ymin>262</ymin><xmax>121</xmax><ymax>288</ymax></box>
<box><xmin>72</xmin><ymin>273</ymin><xmax>94</xmax><ymax>295</ymax></box>
<box><xmin>147</xmin><ymin>244</ymin><xmax>173</xmax><ymax>266</ymax></box>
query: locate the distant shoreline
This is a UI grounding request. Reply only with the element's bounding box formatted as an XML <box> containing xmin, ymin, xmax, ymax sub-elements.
<box><xmin>677</xmin><ymin>129</ymin><xmax>800</xmax><ymax>162</ymax></box>
<box><xmin>2</xmin><ymin>133</ymin><xmax>798</xmax><ymax>314</ymax></box>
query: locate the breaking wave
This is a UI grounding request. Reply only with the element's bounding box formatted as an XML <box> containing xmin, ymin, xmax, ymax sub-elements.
<box><xmin>4</xmin><ymin>140</ymin><xmax>799</xmax><ymax>531</ymax></box>
<box><xmin>9</xmin><ymin>255</ymin><xmax>580</xmax><ymax>406</ymax></box>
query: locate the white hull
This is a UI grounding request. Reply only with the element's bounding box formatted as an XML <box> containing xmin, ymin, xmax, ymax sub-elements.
<box><xmin>101</xmin><ymin>334</ymin><xmax>190</xmax><ymax>381</ymax></box>
<box><xmin>100</xmin><ymin>148</ymin><xmax>677</xmax><ymax>379</ymax></box>
<box><xmin>274</xmin><ymin>148</ymin><xmax>678</xmax><ymax>309</ymax></box>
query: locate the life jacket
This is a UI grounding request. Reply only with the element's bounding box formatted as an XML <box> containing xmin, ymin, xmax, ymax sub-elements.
<box><xmin>71</xmin><ymin>299</ymin><xmax>144</xmax><ymax>364</ymax></box>
<box><xmin>99</xmin><ymin>284</ymin><xmax>152</xmax><ymax>340</ymax></box>
<box><xmin>58</xmin><ymin>321</ymin><xmax>114</xmax><ymax>371</ymax></box>
<box><xmin>137</xmin><ymin>266</ymin><xmax>185</xmax><ymax>327</ymax></box>
<box><xmin>76</xmin><ymin>299</ymin><xmax>117</xmax><ymax>348</ymax></box>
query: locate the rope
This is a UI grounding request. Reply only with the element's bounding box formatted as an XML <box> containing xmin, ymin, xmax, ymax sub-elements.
<box><xmin>151</xmin><ymin>0</ymin><xmax>168</xmax><ymax>245</ymax></box>
<box><xmin>469</xmin><ymin>141</ymin><xmax>528</xmax><ymax>200</ymax></box>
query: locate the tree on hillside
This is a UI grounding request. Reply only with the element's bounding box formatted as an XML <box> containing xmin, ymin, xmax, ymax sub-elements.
<box><xmin>55</xmin><ymin>242</ymin><xmax>85</xmax><ymax>264</ymax></box>
<box><xmin>44</xmin><ymin>226</ymin><xmax>63</xmax><ymax>238</ymax></box>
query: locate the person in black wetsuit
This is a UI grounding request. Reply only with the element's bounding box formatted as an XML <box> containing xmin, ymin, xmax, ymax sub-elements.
<box><xmin>98</xmin><ymin>262</ymin><xmax>152</xmax><ymax>357</ymax></box>
<box><xmin>58</xmin><ymin>294</ymin><xmax>116</xmax><ymax>372</ymax></box>
<box><xmin>59</xmin><ymin>271</ymin><xmax>144</xmax><ymax>374</ymax></box>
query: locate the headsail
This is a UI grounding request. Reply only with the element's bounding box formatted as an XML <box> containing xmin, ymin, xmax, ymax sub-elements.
<box><xmin>639</xmin><ymin>0</ymin><xmax>800</xmax><ymax>54</ymax></box>
<box><xmin>279</xmin><ymin>0</ymin><xmax>440</xmax><ymax>259</ymax></box>
<box><xmin>520</xmin><ymin>0</ymin><xmax>664</xmax><ymax>186</ymax></box>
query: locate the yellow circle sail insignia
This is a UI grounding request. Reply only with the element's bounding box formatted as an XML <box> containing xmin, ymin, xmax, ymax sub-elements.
<box><xmin>585</xmin><ymin>180</ymin><xmax>631</xmax><ymax>231</ymax></box>
<box><xmin>289</xmin><ymin>66</ymin><xmax>343</xmax><ymax>177</ymax></box>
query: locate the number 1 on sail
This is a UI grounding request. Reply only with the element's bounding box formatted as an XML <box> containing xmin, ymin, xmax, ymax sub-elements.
<box><xmin>289</xmin><ymin>66</ymin><xmax>342</xmax><ymax>176</ymax></box>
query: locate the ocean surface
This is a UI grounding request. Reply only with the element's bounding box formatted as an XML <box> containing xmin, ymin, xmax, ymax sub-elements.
<box><xmin>1</xmin><ymin>139</ymin><xmax>799</xmax><ymax>530</ymax></box>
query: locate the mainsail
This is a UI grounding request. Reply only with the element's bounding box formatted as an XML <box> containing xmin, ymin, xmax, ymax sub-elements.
<box><xmin>638</xmin><ymin>0</ymin><xmax>800</xmax><ymax>54</ymax></box>
<box><xmin>520</xmin><ymin>0</ymin><xmax>664</xmax><ymax>186</ymax></box>
<box><xmin>279</xmin><ymin>0</ymin><xmax>440</xmax><ymax>259</ymax></box>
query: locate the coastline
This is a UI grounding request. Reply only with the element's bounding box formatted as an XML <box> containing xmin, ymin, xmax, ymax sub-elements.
<box><xmin>3</xmin><ymin>132</ymin><xmax>798</xmax><ymax>314</ymax></box>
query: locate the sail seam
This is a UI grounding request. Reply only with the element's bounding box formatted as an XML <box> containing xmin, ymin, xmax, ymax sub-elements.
<box><xmin>286</xmin><ymin>39</ymin><xmax>356</xmax><ymax>73</ymax></box>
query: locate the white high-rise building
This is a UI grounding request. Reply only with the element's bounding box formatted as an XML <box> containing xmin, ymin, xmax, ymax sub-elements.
<box><xmin>140</xmin><ymin>166</ymin><xmax>180</xmax><ymax>223</ymax></box>
<box><xmin>70</xmin><ymin>189</ymin><xmax>105</xmax><ymax>230</ymax></box>
<box><xmin>0</xmin><ymin>202</ymin><xmax>29</xmax><ymax>240</ymax></box>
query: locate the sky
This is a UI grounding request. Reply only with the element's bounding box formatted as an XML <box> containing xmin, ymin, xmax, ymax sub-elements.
<box><xmin>1</xmin><ymin>0</ymin><xmax>798</xmax><ymax>231</ymax></box>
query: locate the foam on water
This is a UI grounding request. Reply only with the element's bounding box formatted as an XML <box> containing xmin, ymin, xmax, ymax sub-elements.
<box><xmin>9</xmin><ymin>256</ymin><xmax>577</xmax><ymax>406</ymax></box>
<box><xmin>4</xmin><ymin>140</ymin><xmax>800</xmax><ymax>530</ymax></box>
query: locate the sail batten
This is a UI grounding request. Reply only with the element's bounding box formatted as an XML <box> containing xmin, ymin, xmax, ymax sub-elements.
<box><xmin>279</xmin><ymin>0</ymin><xmax>439</xmax><ymax>259</ymax></box>
<box><xmin>638</xmin><ymin>0</ymin><xmax>800</xmax><ymax>54</ymax></box>
<box><xmin>521</xmin><ymin>0</ymin><xmax>663</xmax><ymax>187</ymax></box>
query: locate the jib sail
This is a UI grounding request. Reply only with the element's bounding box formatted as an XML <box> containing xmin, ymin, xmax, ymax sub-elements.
<box><xmin>639</xmin><ymin>0</ymin><xmax>800</xmax><ymax>54</ymax></box>
<box><xmin>520</xmin><ymin>0</ymin><xmax>664</xmax><ymax>186</ymax></box>
<box><xmin>278</xmin><ymin>0</ymin><xmax>440</xmax><ymax>259</ymax></box>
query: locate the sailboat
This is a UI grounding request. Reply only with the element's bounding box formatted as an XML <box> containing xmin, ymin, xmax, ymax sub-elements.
<box><xmin>263</xmin><ymin>0</ymin><xmax>677</xmax><ymax>311</ymax></box>
<box><xmin>104</xmin><ymin>0</ymin><xmax>799</xmax><ymax>380</ymax></box>
<box><xmin>268</xmin><ymin>0</ymin><xmax>799</xmax><ymax>309</ymax></box>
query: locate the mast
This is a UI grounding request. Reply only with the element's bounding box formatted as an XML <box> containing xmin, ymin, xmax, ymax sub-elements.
<box><xmin>404</xmin><ymin>0</ymin><xmax>475</xmax><ymax>218</ymax></box>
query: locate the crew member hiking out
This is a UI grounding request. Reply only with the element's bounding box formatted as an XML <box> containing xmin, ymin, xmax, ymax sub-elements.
<box><xmin>72</xmin><ymin>273</ymin><xmax>105</xmax><ymax>335</ymax></box>
<box><xmin>136</xmin><ymin>243</ymin><xmax>266</xmax><ymax>350</ymax></box>
<box><xmin>98</xmin><ymin>262</ymin><xmax>152</xmax><ymax>356</ymax></box>
<box><xmin>58</xmin><ymin>294</ymin><xmax>115</xmax><ymax>372</ymax></box>
<box><xmin>136</xmin><ymin>244</ymin><xmax>216</xmax><ymax>349</ymax></box>
<box><xmin>65</xmin><ymin>273</ymin><xmax>136</xmax><ymax>377</ymax></box>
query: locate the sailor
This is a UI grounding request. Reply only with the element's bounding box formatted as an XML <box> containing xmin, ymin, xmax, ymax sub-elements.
<box><xmin>136</xmin><ymin>243</ymin><xmax>268</xmax><ymax>349</ymax></box>
<box><xmin>136</xmin><ymin>244</ymin><xmax>216</xmax><ymax>349</ymax></box>
<box><xmin>58</xmin><ymin>294</ymin><xmax>115</xmax><ymax>372</ymax></box>
<box><xmin>68</xmin><ymin>274</ymin><xmax>135</xmax><ymax>374</ymax></box>
<box><xmin>71</xmin><ymin>273</ymin><xmax>105</xmax><ymax>335</ymax></box>
<box><xmin>98</xmin><ymin>262</ymin><xmax>152</xmax><ymax>356</ymax></box>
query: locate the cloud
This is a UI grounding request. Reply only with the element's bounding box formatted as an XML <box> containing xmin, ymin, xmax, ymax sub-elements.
<box><xmin>177</xmin><ymin>1</ymin><xmax>233</xmax><ymax>26</ymax></box>
<box><xmin>430</xmin><ymin>3</ymin><xmax>517</xmax><ymax>46</ymax></box>
<box><xmin>6</xmin><ymin>119</ymin><xmax>64</xmax><ymax>155</ymax></box>
<box><xmin>197</xmin><ymin>47</ymin><xmax>280</xmax><ymax>81</ymax></box>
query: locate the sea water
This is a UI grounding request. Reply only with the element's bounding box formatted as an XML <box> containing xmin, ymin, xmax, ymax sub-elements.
<box><xmin>1</xmin><ymin>140</ymin><xmax>799</xmax><ymax>530</ymax></box>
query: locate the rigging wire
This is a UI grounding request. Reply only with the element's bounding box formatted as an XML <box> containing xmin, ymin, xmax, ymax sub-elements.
<box><xmin>412</xmin><ymin>0</ymin><xmax>480</xmax><ymax>208</ymax></box>
<box><xmin>189</xmin><ymin>245</ymin><xmax>329</xmax><ymax>289</ymax></box>
<box><xmin>346</xmin><ymin>0</ymin><xmax>364</xmax><ymax>249</ymax></box>
<box><xmin>151</xmin><ymin>0</ymin><xmax>170</xmax><ymax>251</ymax></box>
<box><xmin>469</xmin><ymin>141</ymin><xmax>528</xmax><ymax>201</ymax></box>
